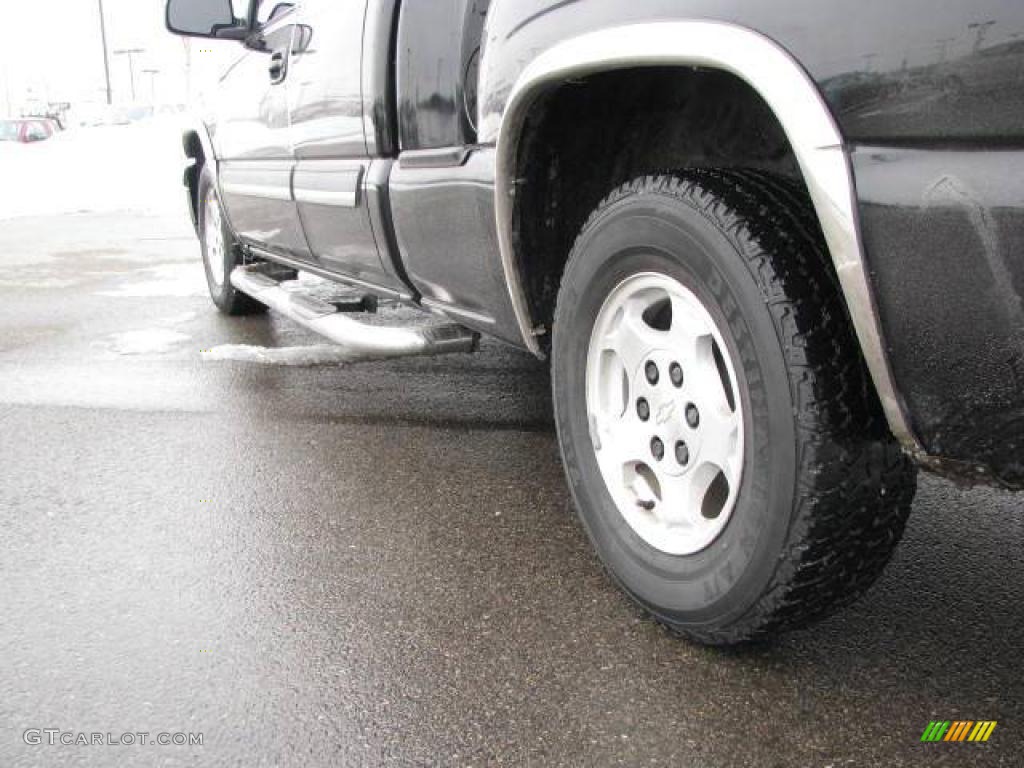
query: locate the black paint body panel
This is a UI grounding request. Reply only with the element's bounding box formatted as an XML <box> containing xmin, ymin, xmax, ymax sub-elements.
<box><xmin>854</xmin><ymin>147</ymin><xmax>1024</xmax><ymax>485</ymax></box>
<box><xmin>477</xmin><ymin>0</ymin><xmax>1024</xmax><ymax>143</ymax></box>
<box><xmin>390</xmin><ymin>148</ymin><xmax>521</xmax><ymax>337</ymax></box>
<box><xmin>396</xmin><ymin>0</ymin><xmax>489</xmax><ymax>150</ymax></box>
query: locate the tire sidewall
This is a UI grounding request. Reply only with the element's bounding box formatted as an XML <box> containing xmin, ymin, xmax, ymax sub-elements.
<box><xmin>197</xmin><ymin>166</ymin><xmax>235</xmax><ymax>311</ymax></box>
<box><xmin>553</xmin><ymin>191</ymin><xmax>799</xmax><ymax>630</ymax></box>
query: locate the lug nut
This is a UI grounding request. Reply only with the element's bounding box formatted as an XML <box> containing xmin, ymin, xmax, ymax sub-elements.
<box><xmin>675</xmin><ymin>440</ymin><xmax>690</xmax><ymax>466</ymax></box>
<box><xmin>636</xmin><ymin>398</ymin><xmax>650</xmax><ymax>421</ymax></box>
<box><xmin>645</xmin><ymin>361</ymin><xmax>659</xmax><ymax>385</ymax></box>
<box><xmin>669</xmin><ymin>362</ymin><xmax>684</xmax><ymax>388</ymax></box>
<box><xmin>651</xmin><ymin>436</ymin><xmax>665</xmax><ymax>461</ymax></box>
<box><xmin>685</xmin><ymin>403</ymin><xmax>700</xmax><ymax>428</ymax></box>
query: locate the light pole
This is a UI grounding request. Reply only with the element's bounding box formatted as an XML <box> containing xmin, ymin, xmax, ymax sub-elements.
<box><xmin>97</xmin><ymin>0</ymin><xmax>112</xmax><ymax>104</ymax></box>
<box><xmin>181</xmin><ymin>38</ymin><xmax>192</xmax><ymax>104</ymax></box>
<box><xmin>1</xmin><ymin>52</ymin><xmax>12</xmax><ymax>116</ymax></box>
<box><xmin>142</xmin><ymin>68</ymin><xmax>160</xmax><ymax>104</ymax></box>
<box><xmin>114</xmin><ymin>48</ymin><xmax>145</xmax><ymax>103</ymax></box>
<box><xmin>936</xmin><ymin>37</ymin><xmax>956</xmax><ymax>64</ymax></box>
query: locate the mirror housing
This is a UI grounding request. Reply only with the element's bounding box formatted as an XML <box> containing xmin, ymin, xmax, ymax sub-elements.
<box><xmin>165</xmin><ymin>0</ymin><xmax>248</xmax><ymax>40</ymax></box>
<box><xmin>265</xmin><ymin>3</ymin><xmax>295</xmax><ymax>24</ymax></box>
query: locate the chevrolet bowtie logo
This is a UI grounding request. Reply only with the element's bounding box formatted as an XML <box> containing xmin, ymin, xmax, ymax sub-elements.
<box><xmin>655</xmin><ymin>401</ymin><xmax>676</xmax><ymax>425</ymax></box>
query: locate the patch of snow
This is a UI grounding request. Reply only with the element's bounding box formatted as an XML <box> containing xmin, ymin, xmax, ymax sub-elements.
<box><xmin>278</xmin><ymin>272</ymin><xmax>406</xmax><ymax>308</ymax></box>
<box><xmin>155</xmin><ymin>311</ymin><xmax>198</xmax><ymax>326</ymax></box>
<box><xmin>80</xmin><ymin>242</ymin><xmax>198</xmax><ymax>264</ymax></box>
<box><xmin>98</xmin><ymin>329</ymin><xmax>191</xmax><ymax>356</ymax></box>
<box><xmin>0</xmin><ymin>276</ymin><xmax>85</xmax><ymax>289</ymax></box>
<box><xmin>200</xmin><ymin>344</ymin><xmax>358</xmax><ymax>366</ymax></box>
<box><xmin>0</xmin><ymin>121</ymin><xmax>189</xmax><ymax>221</ymax></box>
<box><xmin>281</xmin><ymin>272</ymin><xmax>347</xmax><ymax>301</ymax></box>
<box><xmin>98</xmin><ymin>263</ymin><xmax>207</xmax><ymax>298</ymax></box>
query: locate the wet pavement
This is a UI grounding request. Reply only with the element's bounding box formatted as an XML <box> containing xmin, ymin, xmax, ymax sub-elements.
<box><xmin>2</xmin><ymin>203</ymin><xmax>1023</xmax><ymax>767</ymax></box>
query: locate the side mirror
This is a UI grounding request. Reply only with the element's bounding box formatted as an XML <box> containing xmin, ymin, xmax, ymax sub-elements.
<box><xmin>165</xmin><ymin>0</ymin><xmax>248</xmax><ymax>40</ymax></box>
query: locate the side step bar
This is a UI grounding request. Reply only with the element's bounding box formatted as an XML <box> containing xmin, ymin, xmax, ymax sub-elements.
<box><xmin>230</xmin><ymin>263</ymin><xmax>479</xmax><ymax>358</ymax></box>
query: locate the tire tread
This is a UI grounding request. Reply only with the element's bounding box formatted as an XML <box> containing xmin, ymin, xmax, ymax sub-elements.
<box><xmin>560</xmin><ymin>170</ymin><xmax>916</xmax><ymax>644</ymax></box>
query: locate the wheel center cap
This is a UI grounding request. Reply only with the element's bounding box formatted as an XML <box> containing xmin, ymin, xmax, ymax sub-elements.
<box><xmin>634</xmin><ymin>351</ymin><xmax>701</xmax><ymax>477</ymax></box>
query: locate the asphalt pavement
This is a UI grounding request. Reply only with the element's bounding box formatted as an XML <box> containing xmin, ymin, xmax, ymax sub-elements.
<box><xmin>2</xmin><ymin>203</ymin><xmax>1023</xmax><ymax>767</ymax></box>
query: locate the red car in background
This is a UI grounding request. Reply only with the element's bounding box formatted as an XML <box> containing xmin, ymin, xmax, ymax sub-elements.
<box><xmin>0</xmin><ymin>118</ymin><xmax>58</xmax><ymax>143</ymax></box>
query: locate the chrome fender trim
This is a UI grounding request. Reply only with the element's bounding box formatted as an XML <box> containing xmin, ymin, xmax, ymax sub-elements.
<box><xmin>182</xmin><ymin>113</ymin><xmax>217</xmax><ymax>169</ymax></box>
<box><xmin>181</xmin><ymin>117</ymin><xmax>219</xmax><ymax>233</ymax></box>
<box><xmin>486</xmin><ymin>20</ymin><xmax>918</xmax><ymax>450</ymax></box>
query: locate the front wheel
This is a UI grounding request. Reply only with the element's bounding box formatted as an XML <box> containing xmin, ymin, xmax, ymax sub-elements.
<box><xmin>552</xmin><ymin>171</ymin><xmax>916</xmax><ymax>645</ymax></box>
<box><xmin>198</xmin><ymin>165</ymin><xmax>267</xmax><ymax>316</ymax></box>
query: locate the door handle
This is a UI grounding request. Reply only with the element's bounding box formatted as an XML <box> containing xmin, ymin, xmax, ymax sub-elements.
<box><xmin>269</xmin><ymin>51</ymin><xmax>286</xmax><ymax>84</ymax></box>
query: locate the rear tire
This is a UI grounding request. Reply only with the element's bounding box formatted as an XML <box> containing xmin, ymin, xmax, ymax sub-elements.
<box><xmin>552</xmin><ymin>170</ymin><xmax>916</xmax><ymax>645</ymax></box>
<box><xmin>198</xmin><ymin>165</ymin><xmax>267</xmax><ymax>316</ymax></box>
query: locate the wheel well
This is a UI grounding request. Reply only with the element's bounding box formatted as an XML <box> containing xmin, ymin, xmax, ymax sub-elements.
<box><xmin>514</xmin><ymin>66</ymin><xmax>815</xmax><ymax>349</ymax></box>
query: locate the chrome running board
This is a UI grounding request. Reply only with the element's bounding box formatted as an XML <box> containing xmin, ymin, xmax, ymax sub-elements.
<box><xmin>230</xmin><ymin>263</ymin><xmax>478</xmax><ymax>358</ymax></box>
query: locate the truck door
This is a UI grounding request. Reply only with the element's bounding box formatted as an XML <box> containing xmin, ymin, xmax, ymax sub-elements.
<box><xmin>285</xmin><ymin>0</ymin><xmax>405</xmax><ymax>292</ymax></box>
<box><xmin>213</xmin><ymin>6</ymin><xmax>311</xmax><ymax>262</ymax></box>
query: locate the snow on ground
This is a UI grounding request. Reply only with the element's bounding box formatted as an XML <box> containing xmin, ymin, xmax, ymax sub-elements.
<box><xmin>0</xmin><ymin>119</ymin><xmax>188</xmax><ymax>220</ymax></box>
<box><xmin>93</xmin><ymin>313</ymin><xmax>197</xmax><ymax>357</ymax></box>
<box><xmin>99</xmin><ymin>328</ymin><xmax>192</xmax><ymax>356</ymax></box>
<box><xmin>98</xmin><ymin>262</ymin><xmax>208</xmax><ymax>297</ymax></box>
<box><xmin>200</xmin><ymin>344</ymin><xmax>359</xmax><ymax>366</ymax></box>
<box><xmin>0</xmin><ymin>275</ymin><xmax>84</xmax><ymax>290</ymax></box>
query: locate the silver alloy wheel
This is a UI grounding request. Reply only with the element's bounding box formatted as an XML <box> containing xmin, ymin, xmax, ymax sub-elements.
<box><xmin>204</xmin><ymin>191</ymin><xmax>226</xmax><ymax>288</ymax></box>
<box><xmin>585</xmin><ymin>272</ymin><xmax>745</xmax><ymax>556</ymax></box>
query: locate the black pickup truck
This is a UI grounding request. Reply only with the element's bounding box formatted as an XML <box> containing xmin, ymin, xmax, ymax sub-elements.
<box><xmin>166</xmin><ymin>0</ymin><xmax>1024</xmax><ymax>644</ymax></box>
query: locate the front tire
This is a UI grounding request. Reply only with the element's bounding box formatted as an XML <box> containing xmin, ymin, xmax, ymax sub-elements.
<box><xmin>198</xmin><ymin>165</ymin><xmax>266</xmax><ymax>316</ymax></box>
<box><xmin>552</xmin><ymin>171</ymin><xmax>916</xmax><ymax>644</ymax></box>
